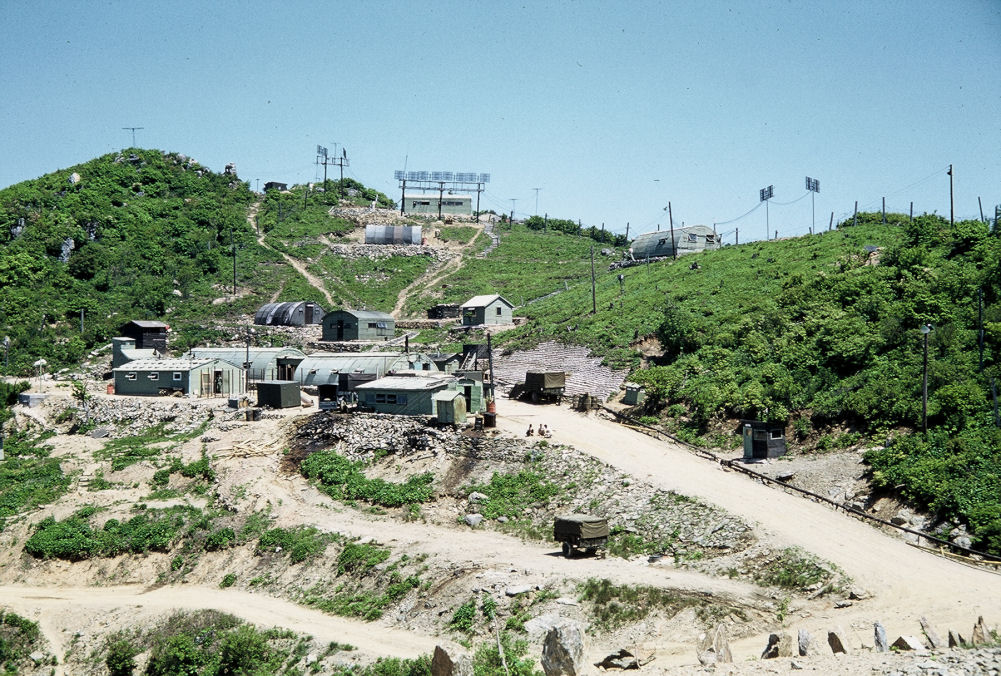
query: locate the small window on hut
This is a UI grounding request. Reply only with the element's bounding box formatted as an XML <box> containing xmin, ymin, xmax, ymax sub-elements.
<box><xmin>148</xmin><ymin>372</ymin><xmax>159</xmax><ymax>381</ymax></box>
<box><xmin>386</xmin><ymin>394</ymin><xmax>398</xmax><ymax>404</ymax></box>
<box><xmin>770</xmin><ymin>430</ymin><xmax>784</xmax><ymax>439</ymax></box>
<box><xmin>173</xmin><ymin>372</ymin><xmax>182</xmax><ymax>381</ymax></box>
<box><xmin>375</xmin><ymin>393</ymin><xmax>387</xmax><ymax>403</ymax></box>
<box><xmin>126</xmin><ymin>372</ymin><xmax>137</xmax><ymax>381</ymax></box>
<box><xmin>496</xmin><ymin>307</ymin><xmax>502</xmax><ymax>316</ymax></box>
<box><xmin>753</xmin><ymin>430</ymin><xmax>767</xmax><ymax>441</ymax></box>
<box><xmin>688</xmin><ymin>233</ymin><xmax>698</xmax><ymax>242</ymax></box>
<box><xmin>705</xmin><ymin>233</ymin><xmax>716</xmax><ymax>243</ymax></box>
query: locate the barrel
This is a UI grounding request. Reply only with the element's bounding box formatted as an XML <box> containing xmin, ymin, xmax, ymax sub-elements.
<box><xmin>483</xmin><ymin>412</ymin><xmax>497</xmax><ymax>428</ymax></box>
<box><xmin>486</xmin><ymin>400</ymin><xmax>496</xmax><ymax>414</ymax></box>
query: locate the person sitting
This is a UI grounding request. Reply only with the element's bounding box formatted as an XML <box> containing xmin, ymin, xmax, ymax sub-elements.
<box><xmin>526</xmin><ymin>424</ymin><xmax>534</xmax><ymax>437</ymax></box>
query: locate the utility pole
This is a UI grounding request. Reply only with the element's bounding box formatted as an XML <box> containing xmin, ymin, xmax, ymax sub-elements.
<box><xmin>532</xmin><ymin>188</ymin><xmax>541</xmax><ymax>215</ymax></box>
<box><xmin>332</xmin><ymin>145</ymin><xmax>349</xmax><ymax>197</ymax></box>
<box><xmin>759</xmin><ymin>185</ymin><xmax>774</xmax><ymax>239</ymax></box>
<box><xmin>122</xmin><ymin>126</ymin><xmax>144</xmax><ymax>147</ymax></box>
<box><xmin>979</xmin><ymin>288</ymin><xmax>985</xmax><ymax>372</ymax></box>
<box><xmin>948</xmin><ymin>164</ymin><xmax>954</xmax><ymax>225</ymax></box>
<box><xmin>230</xmin><ymin>223</ymin><xmax>237</xmax><ymax>295</ymax></box>
<box><xmin>921</xmin><ymin>323</ymin><xmax>933</xmax><ymax>435</ymax></box>
<box><xmin>510</xmin><ymin>199</ymin><xmax>517</xmax><ymax>224</ymax></box>
<box><xmin>668</xmin><ymin>202</ymin><xmax>676</xmax><ymax>260</ymax></box>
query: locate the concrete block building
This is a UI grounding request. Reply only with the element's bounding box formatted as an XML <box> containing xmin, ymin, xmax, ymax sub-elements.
<box><xmin>321</xmin><ymin>310</ymin><xmax>396</xmax><ymax>341</ymax></box>
<box><xmin>460</xmin><ymin>295</ymin><xmax>514</xmax><ymax>326</ymax></box>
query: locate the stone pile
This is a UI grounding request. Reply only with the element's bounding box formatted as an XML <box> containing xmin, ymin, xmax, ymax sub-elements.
<box><xmin>493</xmin><ymin>341</ymin><xmax>629</xmax><ymax>401</ymax></box>
<box><xmin>49</xmin><ymin>396</ymin><xmax>221</xmax><ymax>438</ymax></box>
<box><xmin>323</xmin><ymin>242</ymin><xmax>456</xmax><ymax>264</ymax></box>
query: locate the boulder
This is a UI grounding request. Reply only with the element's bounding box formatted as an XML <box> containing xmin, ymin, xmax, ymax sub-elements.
<box><xmin>761</xmin><ymin>632</ymin><xmax>793</xmax><ymax>659</ymax></box>
<box><xmin>827</xmin><ymin>630</ymin><xmax>849</xmax><ymax>654</ymax></box>
<box><xmin>797</xmin><ymin>629</ymin><xmax>812</xmax><ymax>656</ymax></box>
<box><xmin>464</xmin><ymin>514</ymin><xmax>483</xmax><ymax>527</ymax></box>
<box><xmin>890</xmin><ymin>635</ymin><xmax>925</xmax><ymax>651</ymax></box>
<box><xmin>712</xmin><ymin>624</ymin><xmax>732</xmax><ymax>663</ymax></box>
<box><xmin>919</xmin><ymin>616</ymin><xmax>944</xmax><ymax>649</ymax></box>
<box><xmin>542</xmin><ymin>622</ymin><xmax>585</xmax><ymax>676</ymax></box>
<box><xmin>505</xmin><ymin>585</ymin><xmax>534</xmax><ymax>597</ymax></box>
<box><xmin>468</xmin><ymin>491</ymin><xmax>488</xmax><ymax>503</ymax></box>
<box><xmin>874</xmin><ymin>622</ymin><xmax>888</xmax><ymax>652</ymax></box>
<box><xmin>971</xmin><ymin>616</ymin><xmax>989</xmax><ymax>646</ymax></box>
<box><xmin>948</xmin><ymin>630</ymin><xmax>965</xmax><ymax>648</ymax></box>
<box><xmin>432</xmin><ymin>645</ymin><xmax>472</xmax><ymax>676</ymax></box>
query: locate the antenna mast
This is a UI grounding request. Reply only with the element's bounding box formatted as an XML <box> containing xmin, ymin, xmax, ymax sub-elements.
<box><xmin>122</xmin><ymin>127</ymin><xmax>144</xmax><ymax>147</ymax></box>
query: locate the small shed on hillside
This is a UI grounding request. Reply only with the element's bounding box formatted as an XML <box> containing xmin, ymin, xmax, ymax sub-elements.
<box><xmin>254</xmin><ymin>301</ymin><xmax>325</xmax><ymax>326</ymax></box>
<box><xmin>740</xmin><ymin>420</ymin><xmax>787</xmax><ymax>460</ymax></box>
<box><xmin>113</xmin><ymin>358</ymin><xmax>245</xmax><ymax>397</ymax></box>
<box><xmin>429</xmin><ymin>352</ymin><xmax>464</xmax><ymax>373</ymax></box>
<box><xmin>434</xmin><ymin>390</ymin><xmax>467</xmax><ymax>425</ymax></box>
<box><xmin>321</xmin><ymin>310</ymin><xmax>396</xmax><ymax>341</ymax></box>
<box><xmin>121</xmin><ymin>320</ymin><xmax>169</xmax><ymax>351</ymax></box>
<box><xmin>629</xmin><ymin>225</ymin><xmax>720</xmax><ymax>260</ymax></box>
<box><xmin>460</xmin><ymin>295</ymin><xmax>514</xmax><ymax>326</ymax></box>
<box><xmin>263</xmin><ymin>181</ymin><xmax>288</xmax><ymax>192</ymax></box>
<box><xmin>187</xmin><ymin>347</ymin><xmax>307</xmax><ymax>382</ymax></box>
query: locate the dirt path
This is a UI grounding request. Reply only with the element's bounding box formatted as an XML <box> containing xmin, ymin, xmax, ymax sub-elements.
<box><xmin>0</xmin><ymin>584</ymin><xmax>439</xmax><ymax>661</ymax></box>
<box><xmin>250</xmin><ymin>199</ymin><xmax>335</xmax><ymax>307</ymax></box>
<box><xmin>494</xmin><ymin>399</ymin><xmax>1001</xmax><ymax>634</ymax></box>
<box><xmin>391</xmin><ymin>225</ymin><xmax>485</xmax><ymax>318</ymax></box>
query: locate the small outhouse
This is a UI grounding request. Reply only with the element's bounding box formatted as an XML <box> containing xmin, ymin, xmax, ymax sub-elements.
<box><xmin>434</xmin><ymin>390</ymin><xmax>467</xmax><ymax>425</ymax></box>
<box><xmin>740</xmin><ymin>420</ymin><xmax>787</xmax><ymax>460</ymax></box>
<box><xmin>623</xmin><ymin>383</ymin><xmax>646</xmax><ymax>405</ymax></box>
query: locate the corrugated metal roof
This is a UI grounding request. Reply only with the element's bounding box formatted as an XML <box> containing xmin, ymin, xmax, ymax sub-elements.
<box><xmin>114</xmin><ymin>358</ymin><xmax>215</xmax><ymax>371</ymax></box>
<box><xmin>356</xmin><ymin>374</ymin><xmax>455</xmax><ymax>391</ymax></box>
<box><xmin>325</xmin><ymin>309</ymin><xmax>395</xmax><ymax>321</ymax></box>
<box><xmin>461</xmin><ymin>294</ymin><xmax>513</xmax><ymax>308</ymax></box>
<box><xmin>127</xmin><ymin>320</ymin><xmax>168</xmax><ymax>329</ymax></box>
<box><xmin>295</xmin><ymin>352</ymin><xmax>437</xmax><ymax>385</ymax></box>
<box><xmin>187</xmin><ymin>347</ymin><xmax>306</xmax><ymax>373</ymax></box>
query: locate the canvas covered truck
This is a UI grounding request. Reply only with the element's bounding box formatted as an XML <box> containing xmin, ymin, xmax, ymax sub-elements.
<box><xmin>509</xmin><ymin>371</ymin><xmax>566</xmax><ymax>403</ymax></box>
<box><xmin>553</xmin><ymin>514</ymin><xmax>609</xmax><ymax>558</ymax></box>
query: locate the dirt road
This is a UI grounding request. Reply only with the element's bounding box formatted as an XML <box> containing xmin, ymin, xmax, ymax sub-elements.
<box><xmin>250</xmin><ymin>199</ymin><xmax>335</xmax><ymax>307</ymax></box>
<box><xmin>495</xmin><ymin>398</ymin><xmax>1001</xmax><ymax>633</ymax></box>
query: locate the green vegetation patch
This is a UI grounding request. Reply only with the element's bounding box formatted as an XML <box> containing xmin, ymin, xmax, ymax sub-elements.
<box><xmin>436</xmin><ymin>226</ymin><xmax>477</xmax><ymax>244</ymax></box>
<box><xmin>97</xmin><ymin>422</ymin><xmax>209</xmax><ymax>472</ymax></box>
<box><xmin>256</xmin><ymin>526</ymin><xmax>332</xmax><ymax>564</ymax></box>
<box><xmin>301</xmin><ymin>451</ymin><xmax>434</xmax><ymax>508</ymax></box>
<box><xmin>752</xmin><ymin>547</ymin><xmax>842</xmax><ymax>591</ymax></box>
<box><xmin>0</xmin><ymin>431</ymin><xmax>69</xmax><ymax>531</ymax></box>
<box><xmin>105</xmin><ymin>610</ymin><xmax>309</xmax><ymax>676</ymax></box>
<box><xmin>316</xmin><ymin>253</ymin><xmax>433</xmax><ymax>311</ymax></box>
<box><xmin>464</xmin><ymin>470</ymin><xmax>560</xmax><ymax>519</ymax></box>
<box><xmin>0</xmin><ymin>611</ymin><xmax>43</xmax><ymax>675</ymax></box>
<box><xmin>578</xmin><ymin>578</ymin><xmax>700</xmax><ymax>631</ymax></box>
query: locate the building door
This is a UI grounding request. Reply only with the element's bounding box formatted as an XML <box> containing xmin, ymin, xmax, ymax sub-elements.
<box><xmin>463</xmin><ymin>385</ymin><xmax>472</xmax><ymax>412</ymax></box>
<box><xmin>200</xmin><ymin>372</ymin><xmax>211</xmax><ymax>397</ymax></box>
<box><xmin>214</xmin><ymin>370</ymin><xmax>223</xmax><ymax>395</ymax></box>
<box><xmin>336</xmin><ymin>320</ymin><xmax>344</xmax><ymax>340</ymax></box>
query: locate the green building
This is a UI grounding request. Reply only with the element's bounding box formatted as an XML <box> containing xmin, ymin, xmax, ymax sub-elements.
<box><xmin>403</xmin><ymin>193</ymin><xmax>471</xmax><ymax>216</ymax></box>
<box><xmin>321</xmin><ymin>309</ymin><xmax>396</xmax><ymax>341</ymax></box>
<box><xmin>356</xmin><ymin>373</ymin><xmax>484</xmax><ymax>421</ymax></box>
<box><xmin>187</xmin><ymin>347</ymin><xmax>306</xmax><ymax>382</ymax></box>
<box><xmin>113</xmin><ymin>358</ymin><xmax>245</xmax><ymax>398</ymax></box>
<box><xmin>460</xmin><ymin>294</ymin><xmax>514</xmax><ymax>326</ymax></box>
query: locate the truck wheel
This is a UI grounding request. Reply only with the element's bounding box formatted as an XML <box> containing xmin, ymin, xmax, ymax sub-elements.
<box><xmin>531</xmin><ymin>391</ymin><xmax>540</xmax><ymax>404</ymax></box>
<box><xmin>562</xmin><ymin>542</ymin><xmax>573</xmax><ymax>558</ymax></box>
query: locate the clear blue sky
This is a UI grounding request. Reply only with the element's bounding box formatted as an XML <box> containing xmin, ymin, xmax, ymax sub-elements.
<box><xmin>2</xmin><ymin>1</ymin><xmax>999</xmax><ymax>243</ymax></box>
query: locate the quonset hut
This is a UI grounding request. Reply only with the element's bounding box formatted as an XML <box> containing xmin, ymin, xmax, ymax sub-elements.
<box><xmin>365</xmin><ymin>225</ymin><xmax>422</xmax><ymax>245</ymax></box>
<box><xmin>629</xmin><ymin>225</ymin><xmax>720</xmax><ymax>260</ymax></box>
<box><xmin>254</xmin><ymin>301</ymin><xmax>325</xmax><ymax>326</ymax></box>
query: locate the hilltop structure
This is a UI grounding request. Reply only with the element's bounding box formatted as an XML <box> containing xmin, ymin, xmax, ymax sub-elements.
<box><xmin>629</xmin><ymin>225</ymin><xmax>720</xmax><ymax>260</ymax></box>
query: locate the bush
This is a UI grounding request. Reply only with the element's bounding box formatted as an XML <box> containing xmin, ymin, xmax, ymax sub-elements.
<box><xmin>105</xmin><ymin>638</ymin><xmax>137</xmax><ymax>676</ymax></box>
<box><xmin>257</xmin><ymin>526</ymin><xmax>328</xmax><ymax>563</ymax></box>
<box><xmin>301</xmin><ymin>451</ymin><xmax>433</xmax><ymax>508</ymax></box>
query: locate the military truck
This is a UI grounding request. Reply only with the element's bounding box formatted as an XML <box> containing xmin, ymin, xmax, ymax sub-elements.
<box><xmin>553</xmin><ymin>514</ymin><xmax>609</xmax><ymax>558</ymax></box>
<box><xmin>509</xmin><ymin>371</ymin><xmax>566</xmax><ymax>404</ymax></box>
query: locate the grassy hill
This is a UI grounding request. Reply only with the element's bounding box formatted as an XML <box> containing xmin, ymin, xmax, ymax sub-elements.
<box><xmin>498</xmin><ymin>212</ymin><xmax>1001</xmax><ymax>552</ymax></box>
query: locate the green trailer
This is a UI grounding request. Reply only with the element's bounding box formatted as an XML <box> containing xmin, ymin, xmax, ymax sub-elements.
<box><xmin>510</xmin><ymin>371</ymin><xmax>566</xmax><ymax>404</ymax></box>
<box><xmin>553</xmin><ymin>514</ymin><xmax>609</xmax><ymax>558</ymax></box>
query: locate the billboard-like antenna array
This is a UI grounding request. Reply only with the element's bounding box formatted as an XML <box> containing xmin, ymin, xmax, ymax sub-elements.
<box><xmin>394</xmin><ymin>170</ymin><xmax>491</xmax><ymax>219</ymax></box>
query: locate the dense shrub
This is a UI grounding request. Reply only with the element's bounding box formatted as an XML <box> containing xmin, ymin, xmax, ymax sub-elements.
<box><xmin>301</xmin><ymin>451</ymin><xmax>434</xmax><ymax>508</ymax></box>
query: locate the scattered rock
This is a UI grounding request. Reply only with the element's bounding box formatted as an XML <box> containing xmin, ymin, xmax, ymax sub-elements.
<box><xmin>761</xmin><ymin>632</ymin><xmax>793</xmax><ymax>659</ymax></box>
<box><xmin>827</xmin><ymin>629</ymin><xmax>849</xmax><ymax>654</ymax></box>
<box><xmin>712</xmin><ymin>624</ymin><xmax>732</xmax><ymax>663</ymax></box>
<box><xmin>920</xmin><ymin>616</ymin><xmax>944</xmax><ymax>650</ymax></box>
<box><xmin>790</xmin><ymin>659</ymin><xmax>804</xmax><ymax>670</ymax></box>
<box><xmin>432</xmin><ymin>645</ymin><xmax>472</xmax><ymax>676</ymax></box>
<box><xmin>464</xmin><ymin>514</ymin><xmax>483</xmax><ymax>527</ymax></box>
<box><xmin>468</xmin><ymin>491</ymin><xmax>488</xmax><ymax>503</ymax></box>
<box><xmin>798</xmin><ymin>629</ymin><xmax>812</xmax><ymax>657</ymax></box>
<box><xmin>834</xmin><ymin>600</ymin><xmax>853</xmax><ymax>608</ymax></box>
<box><xmin>542</xmin><ymin>622</ymin><xmax>586</xmax><ymax>676</ymax></box>
<box><xmin>505</xmin><ymin>585</ymin><xmax>533</xmax><ymax>597</ymax></box>
<box><xmin>555</xmin><ymin>597</ymin><xmax>578</xmax><ymax>606</ymax></box>
<box><xmin>972</xmin><ymin>616</ymin><xmax>989</xmax><ymax>646</ymax></box>
<box><xmin>891</xmin><ymin>635</ymin><xmax>926</xmax><ymax>651</ymax></box>
<box><xmin>948</xmin><ymin>630</ymin><xmax>965</xmax><ymax>648</ymax></box>
<box><xmin>874</xmin><ymin>622</ymin><xmax>888</xmax><ymax>653</ymax></box>
<box><xmin>29</xmin><ymin>652</ymin><xmax>45</xmax><ymax>665</ymax></box>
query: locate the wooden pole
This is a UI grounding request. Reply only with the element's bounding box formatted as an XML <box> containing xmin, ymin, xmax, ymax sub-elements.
<box><xmin>625</xmin><ymin>222</ymin><xmax>629</xmax><ymax>240</ymax></box>
<box><xmin>735</xmin><ymin>227</ymin><xmax>739</xmax><ymax>245</ymax></box>
<box><xmin>829</xmin><ymin>212</ymin><xmax>834</xmax><ymax>231</ymax></box>
<box><xmin>949</xmin><ymin>164</ymin><xmax>954</xmax><ymax>225</ymax></box>
<box><xmin>910</xmin><ymin>201</ymin><xmax>913</xmax><ymax>223</ymax></box>
<box><xmin>979</xmin><ymin>196</ymin><xmax>985</xmax><ymax>223</ymax></box>
<box><xmin>853</xmin><ymin>201</ymin><xmax>858</xmax><ymax>227</ymax></box>
<box><xmin>668</xmin><ymin>202</ymin><xmax>676</xmax><ymax>259</ymax></box>
<box><xmin>882</xmin><ymin>197</ymin><xmax>886</xmax><ymax>223</ymax></box>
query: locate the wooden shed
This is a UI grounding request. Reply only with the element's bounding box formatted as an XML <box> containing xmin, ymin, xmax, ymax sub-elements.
<box><xmin>321</xmin><ymin>309</ymin><xmax>396</xmax><ymax>341</ymax></box>
<box><xmin>434</xmin><ymin>390</ymin><xmax>467</xmax><ymax>425</ymax></box>
<box><xmin>460</xmin><ymin>295</ymin><xmax>514</xmax><ymax>326</ymax></box>
<box><xmin>121</xmin><ymin>320</ymin><xmax>168</xmax><ymax>352</ymax></box>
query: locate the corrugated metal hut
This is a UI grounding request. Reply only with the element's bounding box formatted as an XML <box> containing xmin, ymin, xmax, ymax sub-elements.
<box><xmin>740</xmin><ymin>420</ymin><xmax>787</xmax><ymax>460</ymax></box>
<box><xmin>294</xmin><ymin>352</ymin><xmax>438</xmax><ymax>389</ymax></box>
<box><xmin>113</xmin><ymin>358</ymin><xmax>245</xmax><ymax>397</ymax></box>
<box><xmin>112</xmin><ymin>337</ymin><xmax>159</xmax><ymax>369</ymax></box>
<box><xmin>428</xmin><ymin>304</ymin><xmax>460</xmax><ymax>319</ymax></box>
<box><xmin>254</xmin><ymin>302</ymin><xmax>324</xmax><ymax>326</ymax></box>
<box><xmin>460</xmin><ymin>295</ymin><xmax>514</xmax><ymax>326</ymax></box>
<box><xmin>355</xmin><ymin>373</ymin><xmax>455</xmax><ymax>415</ymax></box>
<box><xmin>187</xmin><ymin>347</ymin><xmax>306</xmax><ymax>381</ymax></box>
<box><xmin>121</xmin><ymin>320</ymin><xmax>168</xmax><ymax>351</ymax></box>
<box><xmin>364</xmin><ymin>225</ymin><xmax>423</xmax><ymax>245</ymax></box>
<box><xmin>629</xmin><ymin>225</ymin><xmax>720</xmax><ymax>260</ymax></box>
<box><xmin>256</xmin><ymin>381</ymin><xmax>301</xmax><ymax>408</ymax></box>
<box><xmin>321</xmin><ymin>310</ymin><xmax>396</xmax><ymax>341</ymax></box>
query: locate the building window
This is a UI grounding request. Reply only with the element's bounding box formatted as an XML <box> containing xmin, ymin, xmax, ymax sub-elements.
<box><xmin>386</xmin><ymin>394</ymin><xmax>398</xmax><ymax>404</ymax></box>
<box><xmin>769</xmin><ymin>430</ymin><xmax>784</xmax><ymax>439</ymax></box>
<box><xmin>688</xmin><ymin>233</ymin><xmax>698</xmax><ymax>242</ymax></box>
<box><xmin>148</xmin><ymin>372</ymin><xmax>159</xmax><ymax>381</ymax></box>
<box><xmin>125</xmin><ymin>372</ymin><xmax>137</xmax><ymax>381</ymax></box>
<box><xmin>375</xmin><ymin>393</ymin><xmax>386</xmax><ymax>403</ymax></box>
<box><xmin>398</xmin><ymin>394</ymin><xmax>407</xmax><ymax>405</ymax></box>
<box><xmin>705</xmin><ymin>233</ymin><xmax>716</xmax><ymax>243</ymax></box>
<box><xmin>496</xmin><ymin>307</ymin><xmax>502</xmax><ymax>316</ymax></box>
<box><xmin>173</xmin><ymin>372</ymin><xmax>182</xmax><ymax>381</ymax></box>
